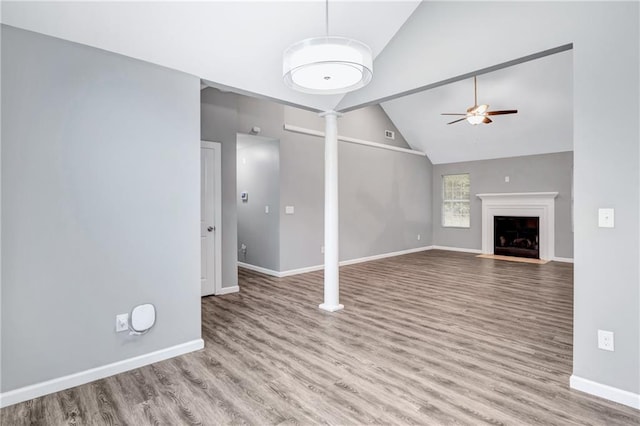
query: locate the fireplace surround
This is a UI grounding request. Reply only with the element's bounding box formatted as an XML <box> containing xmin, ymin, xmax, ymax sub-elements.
<box><xmin>476</xmin><ymin>192</ymin><xmax>558</xmax><ymax>260</ymax></box>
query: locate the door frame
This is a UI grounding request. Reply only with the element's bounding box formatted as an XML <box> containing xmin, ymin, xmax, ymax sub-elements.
<box><xmin>201</xmin><ymin>141</ymin><xmax>222</xmax><ymax>295</ymax></box>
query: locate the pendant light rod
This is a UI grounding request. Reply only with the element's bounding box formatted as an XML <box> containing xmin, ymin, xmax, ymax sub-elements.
<box><xmin>325</xmin><ymin>0</ymin><xmax>329</xmax><ymax>36</ymax></box>
<box><xmin>474</xmin><ymin>76</ymin><xmax>478</xmax><ymax>106</ymax></box>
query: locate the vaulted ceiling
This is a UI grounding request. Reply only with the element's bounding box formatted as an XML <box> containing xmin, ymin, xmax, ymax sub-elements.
<box><xmin>2</xmin><ymin>1</ymin><xmax>574</xmax><ymax>163</ymax></box>
<box><xmin>382</xmin><ymin>50</ymin><xmax>573</xmax><ymax>164</ymax></box>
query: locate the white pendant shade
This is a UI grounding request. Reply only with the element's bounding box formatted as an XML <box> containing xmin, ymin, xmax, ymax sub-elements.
<box><xmin>283</xmin><ymin>36</ymin><xmax>373</xmax><ymax>95</ymax></box>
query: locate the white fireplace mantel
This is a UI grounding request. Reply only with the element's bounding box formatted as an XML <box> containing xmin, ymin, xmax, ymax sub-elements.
<box><xmin>476</xmin><ymin>192</ymin><xmax>558</xmax><ymax>260</ymax></box>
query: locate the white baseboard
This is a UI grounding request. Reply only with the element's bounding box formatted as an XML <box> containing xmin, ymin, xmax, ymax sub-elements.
<box><xmin>339</xmin><ymin>246</ymin><xmax>433</xmax><ymax>266</ymax></box>
<box><xmin>216</xmin><ymin>285</ymin><xmax>240</xmax><ymax>295</ymax></box>
<box><xmin>552</xmin><ymin>256</ymin><xmax>574</xmax><ymax>263</ymax></box>
<box><xmin>278</xmin><ymin>264</ymin><xmax>324</xmax><ymax>277</ymax></box>
<box><xmin>237</xmin><ymin>262</ymin><xmax>281</xmax><ymax>277</ymax></box>
<box><xmin>432</xmin><ymin>245</ymin><xmax>482</xmax><ymax>254</ymax></box>
<box><xmin>238</xmin><ymin>261</ymin><xmax>324</xmax><ymax>278</ymax></box>
<box><xmin>570</xmin><ymin>375</ymin><xmax>640</xmax><ymax>410</ymax></box>
<box><xmin>238</xmin><ymin>246</ymin><xmax>434</xmax><ymax>278</ymax></box>
<box><xmin>0</xmin><ymin>339</ymin><xmax>204</xmax><ymax>409</ymax></box>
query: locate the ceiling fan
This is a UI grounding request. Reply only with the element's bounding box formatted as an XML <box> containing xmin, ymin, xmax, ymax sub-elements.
<box><xmin>442</xmin><ymin>76</ymin><xmax>517</xmax><ymax>125</ymax></box>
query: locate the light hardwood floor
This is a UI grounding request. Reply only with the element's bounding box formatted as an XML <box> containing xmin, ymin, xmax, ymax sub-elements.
<box><xmin>2</xmin><ymin>250</ymin><xmax>639</xmax><ymax>425</ymax></box>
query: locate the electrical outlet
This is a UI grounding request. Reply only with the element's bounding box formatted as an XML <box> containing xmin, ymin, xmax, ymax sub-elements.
<box><xmin>265</xmin><ymin>205</ymin><xmax>269</xmax><ymax>214</ymax></box>
<box><xmin>321</xmin><ymin>246</ymin><xmax>325</xmax><ymax>254</ymax></box>
<box><xmin>417</xmin><ymin>234</ymin><xmax>421</xmax><ymax>241</ymax></box>
<box><xmin>116</xmin><ymin>313</ymin><xmax>129</xmax><ymax>332</ymax></box>
<box><xmin>597</xmin><ymin>329</ymin><xmax>614</xmax><ymax>351</ymax></box>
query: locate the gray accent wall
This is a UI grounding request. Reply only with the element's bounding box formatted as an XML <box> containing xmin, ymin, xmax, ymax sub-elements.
<box><xmin>432</xmin><ymin>152</ymin><xmax>573</xmax><ymax>259</ymax></box>
<box><xmin>201</xmin><ymin>91</ymin><xmax>433</xmax><ymax>273</ymax></box>
<box><xmin>1</xmin><ymin>26</ymin><xmax>201</xmax><ymax>392</ymax></box>
<box><xmin>236</xmin><ymin>135</ymin><xmax>280</xmax><ymax>271</ymax></box>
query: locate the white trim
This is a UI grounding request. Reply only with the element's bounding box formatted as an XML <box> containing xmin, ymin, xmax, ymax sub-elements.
<box><xmin>570</xmin><ymin>375</ymin><xmax>640</xmax><ymax>410</ymax></box>
<box><xmin>552</xmin><ymin>256</ymin><xmax>574</xmax><ymax>263</ymax></box>
<box><xmin>216</xmin><ymin>286</ymin><xmax>240</xmax><ymax>295</ymax></box>
<box><xmin>477</xmin><ymin>192</ymin><xmax>558</xmax><ymax>261</ymax></box>
<box><xmin>279</xmin><ymin>264</ymin><xmax>324</xmax><ymax>277</ymax></box>
<box><xmin>283</xmin><ymin>124</ymin><xmax>426</xmax><ymax>157</ymax></box>
<box><xmin>432</xmin><ymin>245</ymin><xmax>482</xmax><ymax>254</ymax></box>
<box><xmin>339</xmin><ymin>245</ymin><xmax>433</xmax><ymax>266</ymax></box>
<box><xmin>476</xmin><ymin>192</ymin><xmax>559</xmax><ymax>199</ymax></box>
<box><xmin>0</xmin><ymin>339</ymin><xmax>204</xmax><ymax>409</ymax></box>
<box><xmin>237</xmin><ymin>262</ymin><xmax>282</xmax><ymax>277</ymax></box>
<box><xmin>319</xmin><ymin>303</ymin><xmax>344</xmax><ymax>312</ymax></box>
<box><xmin>238</xmin><ymin>246</ymin><xmax>433</xmax><ymax>278</ymax></box>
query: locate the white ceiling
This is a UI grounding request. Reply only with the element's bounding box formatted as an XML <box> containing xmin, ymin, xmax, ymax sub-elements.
<box><xmin>2</xmin><ymin>1</ymin><xmax>574</xmax><ymax>164</ymax></box>
<box><xmin>382</xmin><ymin>50</ymin><xmax>573</xmax><ymax>164</ymax></box>
<box><xmin>1</xmin><ymin>0</ymin><xmax>420</xmax><ymax>112</ymax></box>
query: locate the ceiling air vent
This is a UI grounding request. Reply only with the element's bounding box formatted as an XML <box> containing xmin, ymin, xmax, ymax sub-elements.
<box><xmin>384</xmin><ymin>130</ymin><xmax>395</xmax><ymax>140</ymax></box>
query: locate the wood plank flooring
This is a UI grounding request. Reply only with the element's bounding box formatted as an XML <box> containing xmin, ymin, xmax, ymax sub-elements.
<box><xmin>2</xmin><ymin>250</ymin><xmax>639</xmax><ymax>425</ymax></box>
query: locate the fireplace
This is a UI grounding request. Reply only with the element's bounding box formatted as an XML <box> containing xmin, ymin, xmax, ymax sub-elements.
<box><xmin>476</xmin><ymin>192</ymin><xmax>558</xmax><ymax>261</ymax></box>
<box><xmin>494</xmin><ymin>216</ymin><xmax>539</xmax><ymax>259</ymax></box>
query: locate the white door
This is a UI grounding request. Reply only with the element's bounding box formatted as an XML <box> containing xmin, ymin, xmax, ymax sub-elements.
<box><xmin>201</xmin><ymin>141</ymin><xmax>222</xmax><ymax>296</ymax></box>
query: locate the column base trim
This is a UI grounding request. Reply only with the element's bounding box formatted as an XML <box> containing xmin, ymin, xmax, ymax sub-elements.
<box><xmin>319</xmin><ymin>303</ymin><xmax>344</xmax><ymax>312</ymax></box>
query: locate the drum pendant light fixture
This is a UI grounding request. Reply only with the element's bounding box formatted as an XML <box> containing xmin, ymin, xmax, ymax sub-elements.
<box><xmin>283</xmin><ymin>0</ymin><xmax>373</xmax><ymax>95</ymax></box>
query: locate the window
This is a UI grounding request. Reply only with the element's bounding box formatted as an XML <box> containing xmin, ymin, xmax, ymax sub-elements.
<box><xmin>442</xmin><ymin>173</ymin><xmax>470</xmax><ymax>227</ymax></box>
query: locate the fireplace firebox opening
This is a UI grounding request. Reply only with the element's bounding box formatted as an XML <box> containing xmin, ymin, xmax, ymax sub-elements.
<box><xmin>494</xmin><ymin>216</ymin><xmax>540</xmax><ymax>259</ymax></box>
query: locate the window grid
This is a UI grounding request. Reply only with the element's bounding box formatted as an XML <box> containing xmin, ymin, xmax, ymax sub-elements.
<box><xmin>442</xmin><ymin>174</ymin><xmax>470</xmax><ymax>228</ymax></box>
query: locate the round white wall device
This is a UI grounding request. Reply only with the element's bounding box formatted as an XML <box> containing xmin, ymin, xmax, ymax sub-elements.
<box><xmin>130</xmin><ymin>303</ymin><xmax>156</xmax><ymax>332</ymax></box>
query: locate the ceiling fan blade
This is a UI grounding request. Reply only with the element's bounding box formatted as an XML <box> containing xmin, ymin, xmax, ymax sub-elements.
<box><xmin>486</xmin><ymin>109</ymin><xmax>518</xmax><ymax>116</ymax></box>
<box><xmin>447</xmin><ymin>117</ymin><xmax>468</xmax><ymax>125</ymax></box>
<box><xmin>482</xmin><ymin>117</ymin><xmax>493</xmax><ymax>124</ymax></box>
<box><xmin>441</xmin><ymin>113</ymin><xmax>466</xmax><ymax>116</ymax></box>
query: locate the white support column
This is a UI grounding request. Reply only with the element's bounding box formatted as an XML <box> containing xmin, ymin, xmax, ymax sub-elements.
<box><xmin>319</xmin><ymin>111</ymin><xmax>343</xmax><ymax>312</ymax></box>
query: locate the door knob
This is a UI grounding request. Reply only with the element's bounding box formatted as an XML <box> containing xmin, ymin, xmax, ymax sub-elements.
<box><xmin>207</xmin><ymin>226</ymin><xmax>214</xmax><ymax>232</ymax></box>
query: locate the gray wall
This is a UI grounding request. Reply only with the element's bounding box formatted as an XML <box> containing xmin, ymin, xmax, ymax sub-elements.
<box><xmin>432</xmin><ymin>152</ymin><xmax>573</xmax><ymax>258</ymax></box>
<box><xmin>280</xmin><ymin>105</ymin><xmax>431</xmax><ymax>271</ymax></box>
<box><xmin>1</xmin><ymin>26</ymin><xmax>201</xmax><ymax>392</ymax></box>
<box><xmin>201</xmin><ymin>92</ymin><xmax>433</xmax><ymax>274</ymax></box>
<box><xmin>571</xmin><ymin>3</ymin><xmax>639</xmax><ymax>394</ymax></box>
<box><xmin>201</xmin><ymin>89</ymin><xmax>239</xmax><ymax>289</ymax></box>
<box><xmin>236</xmin><ymin>135</ymin><xmax>280</xmax><ymax>271</ymax></box>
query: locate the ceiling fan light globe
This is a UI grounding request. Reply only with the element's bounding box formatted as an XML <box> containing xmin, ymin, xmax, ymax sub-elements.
<box><xmin>466</xmin><ymin>115</ymin><xmax>485</xmax><ymax>125</ymax></box>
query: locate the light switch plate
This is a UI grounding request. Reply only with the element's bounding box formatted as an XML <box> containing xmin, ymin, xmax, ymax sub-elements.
<box><xmin>285</xmin><ymin>206</ymin><xmax>295</xmax><ymax>214</ymax></box>
<box><xmin>598</xmin><ymin>208</ymin><xmax>614</xmax><ymax>228</ymax></box>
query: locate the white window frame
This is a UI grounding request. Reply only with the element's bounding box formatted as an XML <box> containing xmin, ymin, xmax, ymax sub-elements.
<box><xmin>442</xmin><ymin>173</ymin><xmax>471</xmax><ymax>228</ymax></box>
